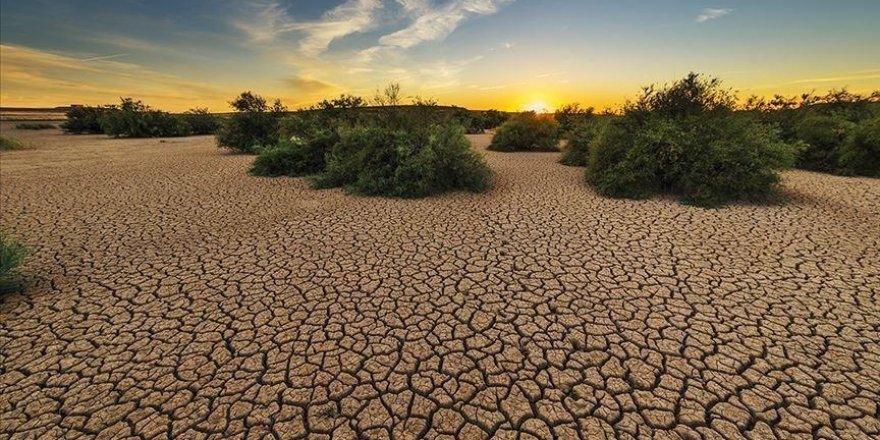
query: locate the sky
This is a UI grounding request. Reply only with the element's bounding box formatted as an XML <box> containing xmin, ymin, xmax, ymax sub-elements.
<box><xmin>1</xmin><ymin>0</ymin><xmax>879</xmax><ymax>112</ymax></box>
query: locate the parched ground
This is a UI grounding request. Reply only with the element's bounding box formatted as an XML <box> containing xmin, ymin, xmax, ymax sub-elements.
<box><xmin>1</xmin><ymin>123</ymin><xmax>879</xmax><ymax>440</ymax></box>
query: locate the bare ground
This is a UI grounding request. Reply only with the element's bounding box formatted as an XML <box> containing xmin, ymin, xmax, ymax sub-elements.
<box><xmin>1</xmin><ymin>123</ymin><xmax>879</xmax><ymax>439</ymax></box>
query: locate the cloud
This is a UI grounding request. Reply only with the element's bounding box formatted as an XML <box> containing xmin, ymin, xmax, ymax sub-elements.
<box><xmin>696</xmin><ymin>8</ymin><xmax>734</xmax><ymax>23</ymax></box>
<box><xmin>379</xmin><ymin>0</ymin><xmax>512</xmax><ymax>49</ymax></box>
<box><xmin>79</xmin><ymin>53</ymin><xmax>129</xmax><ymax>62</ymax></box>
<box><xmin>234</xmin><ymin>0</ymin><xmax>382</xmax><ymax>55</ymax></box>
<box><xmin>282</xmin><ymin>75</ymin><xmax>334</xmax><ymax>92</ymax></box>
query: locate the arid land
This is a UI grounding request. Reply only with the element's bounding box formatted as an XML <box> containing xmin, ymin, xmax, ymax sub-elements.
<box><xmin>1</xmin><ymin>123</ymin><xmax>879</xmax><ymax>439</ymax></box>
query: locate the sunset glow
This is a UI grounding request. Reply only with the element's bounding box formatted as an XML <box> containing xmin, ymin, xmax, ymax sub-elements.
<box><xmin>1</xmin><ymin>1</ymin><xmax>878</xmax><ymax>111</ymax></box>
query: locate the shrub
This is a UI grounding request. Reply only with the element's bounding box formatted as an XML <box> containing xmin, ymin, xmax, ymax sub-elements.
<box><xmin>250</xmin><ymin>130</ymin><xmax>338</xmax><ymax>177</ymax></box>
<box><xmin>216</xmin><ymin>91</ymin><xmax>282</xmax><ymax>154</ymax></box>
<box><xmin>838</xmin><ymin>117</ymin><xmax>880</xmax><ymax>177</ymax></box>
<box><xmin>488</xmin><ymin>112</ymin><xmax>559</xmax><ymax>152</ymax></box>
<box><xmin>794</xmin><ymin>115</ymin><xmax>853</xmax><ymax>173</ymax></box>
<box><xmin>587</xmin><ymin>73</ymin><xmax>796</xmax><ymax>207</ymax></box>
<box><xmin>15</xmin><ymin>122</ymin><xmax>55</xmax><ymax>130</ymax></box>
<box><xmin>555</xmin><ymin>103</ymin><xmax>595</xmax><ymax>135</ymax></box>
<box><xmin>0</xmin><ymin>137</ymin><xmax>27</xmax><ymax>151</ymax></box>
<box><xmin>61</xmin><ymin>105</ymin><xmax>107</xmax><ymax>134</ymax></box>
<box><xmin>0</xmin><ymin>234</ymin><xmax>28</xmax><ymax>293</ymax></box>
<box><xmin>482</xmin><ymin>109</ymin><xmax>509</xmax><ymax>129</ymax></box>
<box><xmin>313</xmin><ymin>124</ymin><xmax>491</xmax><ymax>198</ymax></box>
<box><xmin>181</xmin><ymin>108</ymin><xmax>219</xmax><ymax>135</ymax></box>
<box><xmin>99</xmin><ymin>98</ymin><xmax>191</xmax><ymax>138</ymax></box>
<box><xmin>560</xmin><ymin>120</ymin><xmax>605</xmax><ymax>167</ymax></box>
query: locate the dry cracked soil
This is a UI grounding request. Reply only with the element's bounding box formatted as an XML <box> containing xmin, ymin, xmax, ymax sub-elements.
<box><xmin>1</xmin><ymin>123</ymin><xmax>879</xmax><ymax>440</ymax></box>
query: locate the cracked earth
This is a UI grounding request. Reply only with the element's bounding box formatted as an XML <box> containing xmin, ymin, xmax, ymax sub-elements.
<box><xmin>1</xmin><ymin>123</ymin><xmax>879</xmax><ymax>440</ymax></box>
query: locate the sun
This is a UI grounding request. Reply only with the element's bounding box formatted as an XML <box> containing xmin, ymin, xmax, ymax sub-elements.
<box><xmin>523</xmin><ymin>101</ymin><xmax>551</xmax><ymax>113</ymax></box>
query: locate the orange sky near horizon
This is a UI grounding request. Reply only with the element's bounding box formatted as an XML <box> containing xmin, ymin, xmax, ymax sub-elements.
<box><xmin>1</xmin><ymin>1</ymin><xmax>879</xmax><ymax>113</ymax></box>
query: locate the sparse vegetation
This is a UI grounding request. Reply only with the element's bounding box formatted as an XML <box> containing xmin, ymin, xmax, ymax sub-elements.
<box><xmin>744</xmin><ymin>89</ymin><xmax>879</xmax><ymax>177</ymax></box>
<box><xmin>0</xmin><ymin>137</ymin><xmax>27</xmax><ymax>151</ymax></box>
<box><xmin>588</xmin><ymin>73</ymin><xmax>796</xmax><ymax>207</ymax></box>
<box><xmin>14</xmin><ymin>122</ymin><xmax>55</xmax><ymax>130</ymax></box>
<box><xmin>313</xmin><ymin>124</ymin><xmax>491</xmax><ymax>197</ymax></box>
<box><xmin>216</xmin><ymin>91</ymin><xmax>284</xmax><ymax>153</ymax></box>
<box><xmin>488</xmin><ymin>112</ymin><xmax>560</xmax><ymax>152</ymax></box>
<box><xmin>559</xmin><ymin>120</ymin><xmax>606</xmax><ymax>167</ymax></box>
<box><xmin>0</xmin><ymin>234</ymin><xmax>28</xmax><ymax>294</ymax></box>
<box><xmin>181</xmin><ymin>108</ymin><xmax>220</xmax><ymax>135</ymax></box>
<box><xmin>251</xmin><ymin>85</ymin><xmax>492</xmax><ymax>198</ymax></box>
<box><xmin>99</xmin><ymin>98</ymin><xmax>191</xmax><ymax>138</ymax></box>
<box><xmin>62</xmin><ymin>105</ymin><xmax>108</xmax><ymax>134</ymax></box>
<box><xmin>555</xmin><ymin>103</ymin><xmax>595</xmax><ymax>135</ymax></box>
<box><xmin>838</xmin><ymin>116</ymin><xmax>880</xmax><ymax>177</ymax></box>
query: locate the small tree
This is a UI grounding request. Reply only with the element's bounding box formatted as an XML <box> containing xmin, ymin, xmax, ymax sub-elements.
<box><xmin>216</xmin><ymin>91</ymin><xmax>282</xmax><ymax>153</ymax></box>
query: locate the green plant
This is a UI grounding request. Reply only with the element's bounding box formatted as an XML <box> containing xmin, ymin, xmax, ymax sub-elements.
<box><xmin>0</xmin><ymin>234</ymin><xmax>28</xmax><ymax>293</ymax></box>
<box><xmin>216</xmin><ymin>91</ymin><xmax>282</xmax><ymax>154</ymax></box>
<box><xmin>794</xmin><ymin>115</ymin><xmax>853</xmax><ymax>173</ymax></box>
<box><xmin>15</xmin><ymin>122</ymin><xmax>55</xmax><ymax>130</ymax></box>
<box><xmin>0</xmin><ymin>137</ymin><xmax>27</xmax><ymax>151</ymax></box>
<box><xmin>61</xmin><ymin>105</ymin><xmax>107</xmax><ymax>134</ymax></box>
<box><xmin>99</xmin><ymin>98</ymin><xmax>192</xmax><ymax>138</ymax></box>
<box><xmin>488</xmin><ymin>112</ymin><xmax>559</xmax><ymax>152</ymax></box>
<box><xmin>838</xmin><ymin>117</ymin><xmax>880</xmax><ymax>177</ymax></box>
<box><xmin>555</xmin><ymin>103</ymin><xmax>595</xmax><ymax>134</ymax></box>
<box><xmin>587</xmin><ymin>73</ymin><xmax>796</xmax><ymax>207</ymax></box>
<box><xmin>559</xmin><ymin>120</ymin><xmax>605</xmax><ymax>167</ymax></box>
<box><xmin>250</xmin><ymin>130</ymin><xmax>338</xmax><ymax>177</ymax></box>
<box><xmin>313</xmin><ymin>124</ymin><xmax>491</xmax><ymax>198</ymax></box>
<box><xmin>181</xmin><ymin>108</ymin><xmax>219</xmax><ymax>135</ymax></box>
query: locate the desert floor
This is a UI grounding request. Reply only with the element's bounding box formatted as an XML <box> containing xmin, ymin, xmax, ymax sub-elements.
<box><xmin>1</xmin><ymin>123</ymin><xmax>878</xmax><ymax>440</ymax></box>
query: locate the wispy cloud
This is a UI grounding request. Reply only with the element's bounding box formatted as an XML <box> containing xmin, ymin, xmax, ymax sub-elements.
<box><xmin>379</xmin><ymin>0</ymin><xmax>512</xmax><ymax>49</ymax></box>
<box><xmin>234</xmin><ymin>0</ymin><xmax>382</xmax><ymax>55</ymax></box>
<box><xmin>282</xmin><ymin>75</ymin><xmax>335</xmax><ymax>92</ymax></box>
<box><xmin>79</xmin><ymin>53</ymin><xmax>129</xmax><ymax>62</ymax></box>
<box><xmin>696</xmin><ymin>8</ymin><xmax>734</xmax><ymax>23</ymax></box>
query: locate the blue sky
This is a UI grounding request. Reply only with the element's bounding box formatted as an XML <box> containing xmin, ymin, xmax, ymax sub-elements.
<box><xmin>1</xmin><ymin>0</ymin><xmax>878</xmax><ymax>111</ymax></box>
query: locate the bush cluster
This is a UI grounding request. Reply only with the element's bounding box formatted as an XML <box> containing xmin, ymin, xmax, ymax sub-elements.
<box><xmin>216</xmin><ymin>92</ymin><xmax>285</xmax><ymax>153</ymax></box>
<box><xmin>61</xmin><ymin>99</ymin><xmax>220</xmax><ymax>138</ymax></box>
<box><xmin>61</xmin><ymin>105</ymin><xmax>107</xmax><ymax>134</ymax></box>
<box><xmin>312</xmin><ymin>124</ymin><xmax>491</xmax><ymax>197</ymax></box>
<box><xmin>100</xmin><ymin>98</ymin><xmax>191</xmax><ymax>138</ymax></box>
<box><xmin>559</xmin><ymin>120</ymin><xmax>605</xmax><ymax>167</ymax></box>
<box><xmin>14</xmin><ymin>122</ymin><xmax>55</xmax><ymax>130</ymax></box>
<box><xmin>0</xmin><ymin>234</ymin><xmax>28</xmax><ymax>294</ymax></box>
<box><xmin>744</xmin><ymin>89</ymin><xmax>879</xmax><ymax>176</ymax></box>
<box><xmin>555</xmin><ymin>104</ymin><xmax>595</xmax><ymax>135</ymax></box>
<box><xmin>488</xmin><ymin>112</ymin><xmax>560</xmax><ymax>152</ymax></box>
<box><xmin>249</xmin><ymin>86</ymin><xmax>493</xmax><ymax>198</ymax></box>
<box><xmin>587</xmin><ymin>73</ymin><xmax>796</xmax><ymax>207</ymax></box>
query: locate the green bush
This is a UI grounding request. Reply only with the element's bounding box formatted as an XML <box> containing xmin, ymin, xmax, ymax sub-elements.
<box><xmin>0</xmin><ymin>234</ymin><xmax>28</xmax><ymax>293</ymax></box>
<box><xmin>251</xmin><ymin>130</ymin><xmax>338</xmax><ymax>177</ymax></box>
<box><xmin>587</xmin><ymin>73</ymin><xmax>796</xmax><ymax>207</ymax></box>
<box><xmin>15</xmin><ymin>122</ymin><xmax>55</xmax><ymax>130</ymax></box>
<box><xmin>216</xmin><ymin>91</ymin><xmax>282</xmax><ymax>154</ymax></box>
<box><xmin>555</xmin><ymin>103</ymin><xmax>595</xmax><ymax>135</ymax></box>
<box><xmin>838</xmin><ymin>117</ymin><xmax>880</xmax><ymax>177</ymax></box>
<box><xmin>181</xmin><ymin>108</ymin><xmax>219</xmax><ymax>135</ymax></box>
<box><xmin>98</xmin><ymin>98</ymin><xmax>191</xmax><ymax>138</ymax></box>
<box><xmin>482</xmin><ymin>109</ymin><xmax>509</xmax><ymax>129</ymax></box>
<box><xmin>313</xmin><ymin>124</ymin><xmax>491</xmax><ymax>198</ymax></box>
<box><xmin>488</xmin><ymin>112</ymin><xmax>559</xmax><ymax>152</ymax></box>
<box><xmin>560</xmin><ymin>120</ymin><xmax>605</xmax><ymax>167</ymax></box>
<box><xmin>61</xmin><ymin>105</ymin><xmax>107</xmax><ymax>134</ymax></box>
<box><xmin>794</xmin><ymin>115</ymin><xmax>853</xmax><ymax>173</ymax></box>
<box><xmin>0</xmin><ymin>137</ymin><xmax>27</xmax><ymax>151</ymax></box>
